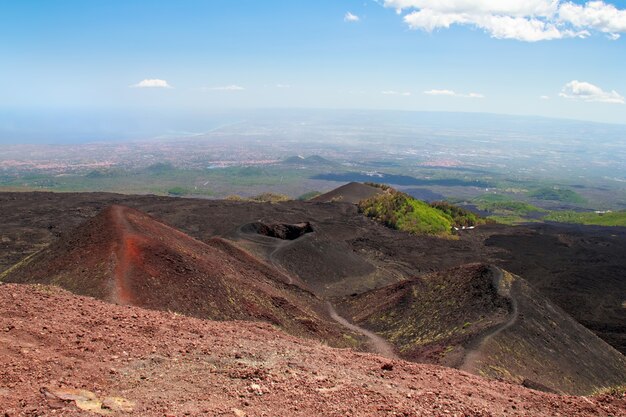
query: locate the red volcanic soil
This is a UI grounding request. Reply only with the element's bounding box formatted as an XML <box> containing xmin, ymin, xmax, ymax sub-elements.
<box><xmin>2</xmin><ymin>205</ymin><xmax>347</xmax><ymax>344</ymax></box>
<box><xmin>1</xmin><ymin>283</ymin><xmax>624</xmax><ymax>417</ymax></box>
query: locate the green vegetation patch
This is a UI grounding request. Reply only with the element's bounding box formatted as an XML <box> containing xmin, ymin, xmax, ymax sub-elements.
<box><xmin>473</xmin><ymin>194</ymin><xmax>546</xmax><ymax>215</ymax></box>
<box><xmin>480</xmin><ymin>201</ymin><xmax>546</xmax><ymax>215</ymax></box>
<box><xmin>145</xmin><ymin>162</ymin><xmax>176</xmax><ymax>175</ymax></box>
<box><xmin>528</xmin><ymin>187</ymin><xmax>586</xmax><ymax>204</ymax></box>
<box><xmin>472</xmin><ymin>193</ymin><xmax>511</xmax><ymax>203</ymax></box>
<box><xmin>488</xmin><ymin>215</ymin><xmax>539</xmax><ymax>225</ymax></box>
<box><xmin>167</xmin><ymin>186</ymin><xmax>189</xmax><ymax>196</ymax></box>
<box><xmin>249</xmin><ymin>193</ymin><xmax>291</xmax><ymax>203</ymax></box>
<box><xmin>358</xmin><ymin>187</ymin><xmax>454</xmax><ymax>235</ymax></box>
<box><xmin>364</xmin><ymin>182</ymin><xmax>393</xmax><ymax>191</ymax></box>
<box><xmin>430</xmin><ymin>201</ymin><xmax>483</xmax><ymax>227</ymax></box>
<box><xmin>544</xmin><ymin>210</ymin><xmax>626</xmax><ymax>227</ymax></box>
<box><xmin>226</xmin><ymin>193</ymin><xmax>292</xmax><ymax>203</ymax></box>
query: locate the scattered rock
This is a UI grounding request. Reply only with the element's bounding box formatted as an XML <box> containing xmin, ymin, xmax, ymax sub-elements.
<box><xmin>44</xmin><ymin>387</ymin><xmax>98</xmax><ymax>403</ymax></box>
<box><xmin>231</xmin><ymin>408</ymin><xmax>246</xmax><ymax>417</ymax></box>
<box><xmin>381</xmin><ymin>363</ymin><xmax>394</xmax><ymax>371</ymax></box>
<box><xmin>42</xmin><ymin>387</ymin><xmax>133</xmax><ymax>415</ymax></box>
<box><xmin>102</xmin><ymin>396</ymin><xmax>135</xmax><ymax>412</ymax></box>
<box><xmin>248</xmin><ymin>383</ymin><xmax>263</xmax><ymax>396</ymax></box>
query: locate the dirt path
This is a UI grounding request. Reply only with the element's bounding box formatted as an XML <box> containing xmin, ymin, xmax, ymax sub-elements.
<box><xmin>461</xmin><ymin>266</ymin><xmax>519</xmax><ymax>371</ymax></box>
<box><xmin>110</xmin><ymin>205</ymin><xmax>144</xmax><ymax>304</ymax></box>
<box><xmin>268</xmin><ymin>239</ymin><xmax>298</xmax><ymax>285</ymax></box>
<box><xmin>236</xmin><ymin>223</ymin><xmax>398</xmax><ymax>359</ymax></box>
<box><xmin>234</xmin><ymin>223</ymin><xmax>313</xmax><ymax>285</ymax></box>
<box><xmin>326</xmin><ymin>301</ymin><xmax>398</xmax><ymax>360</ymax></box>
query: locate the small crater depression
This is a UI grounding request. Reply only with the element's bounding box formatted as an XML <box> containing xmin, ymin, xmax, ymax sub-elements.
<box><xmin>244</xmin><ymin>222</ymin><xmax>314</xmax><ymax>240</ymax></box>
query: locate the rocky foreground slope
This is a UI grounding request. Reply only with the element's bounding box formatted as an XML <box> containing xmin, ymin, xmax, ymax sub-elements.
<box><xmin>1</xmin><ymin>283</ymin><xmax>624</xmax><ymax>417</ymax></box>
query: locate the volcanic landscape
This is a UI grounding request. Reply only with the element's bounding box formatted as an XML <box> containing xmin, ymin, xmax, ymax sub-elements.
<box><xmin>1</xmin><ymin>183</ymin><xmax>625</xmax><ymax>416</ymax></box>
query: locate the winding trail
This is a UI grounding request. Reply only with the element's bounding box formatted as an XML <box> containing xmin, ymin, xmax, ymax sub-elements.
<box><xmin>326</xmin><ymin>302</ymin><xmax>398</xmax><ymax>360</ymax></box>
<box><xmin>235</xmin><ymin>223</ymin><xmax>398</xmax><ymax>359</ymax></box>
<box><xmin>461</xmin><ymin>266</ymin><xmax>519</xmax><ymax>371</ymax></box>
<box><xmin>234</xmin><ymin>223</ymin><xmax>313</xmax><ymax>286</ymax></box>
<box><xmin>268</xmin><ymin>239</ymin><xmax>296</xmax><ymax>285</ymax></box>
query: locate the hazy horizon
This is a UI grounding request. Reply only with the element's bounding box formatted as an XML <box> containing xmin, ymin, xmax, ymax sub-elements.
<box><xmin>1</xmin><ymin>107</ymin><xmax>625</xmax><ymax>145</ymax></box>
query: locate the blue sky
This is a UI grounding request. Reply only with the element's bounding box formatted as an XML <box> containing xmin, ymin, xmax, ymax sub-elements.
<box><xmin>1</xmin><ymin>0</ymin><xmax>625</xmax><ymax>124</ymax></box>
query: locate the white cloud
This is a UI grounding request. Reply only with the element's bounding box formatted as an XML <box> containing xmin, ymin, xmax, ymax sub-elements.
<box><xmin>205</xmin><ymin>85</ymin><xmax>245</xmax><ymax>91</ymax></box>
<box><xmin>130</xmin><ymin>79</ymin><xmax>172</xmax><ymax>88</ymax></box>
<box><xmin>540</xmin><ymin>95</ymin><xmax>550</xmax><ymax>100</ymax></box>
<box><xmin>424</xmin><ymin>89</ymin><xmax>484</xmax><ymax>98</ymax></box>
<box><xmin>559</xmin><ymin>1</ymin><xmax>626</xmax><ymax>39</ymax></box>
<box><xmin>276</xmin><ymin>84</ymin><xmax>291</xmax><ymax>88</ymax></box>
<box><xmin>385</xmin><ymin>1</ymin><xmax>559</xmax><ymax>17</ymax></box>
<box><xmin>384</xmin><ymin>0</ymin><xmax>626</xmax><ymax>41</ymax></box>
<box><xmin>344</xmin><ymin>12</ymin><xmax>360</xmax><ymax>22</ymax></box>
<box><xmin>424</xmin><ymin>89</ymin><xmax>456</xmax><ymax>96</ymax></box>
<box><xmin>559</xmin><ymin>80</ymin><xmax>624</xmax><ymax>104</ymax></box>
<box><xmin>382</xmin><ymin>90</ymin><xmax>411</xmax><ymax>96</ymax></box>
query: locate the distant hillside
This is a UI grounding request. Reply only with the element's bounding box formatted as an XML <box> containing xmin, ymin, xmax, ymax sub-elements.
<box><xmin>529</xmin><ymin>187</ymin><xmax>587</xmax><ymax>204</ymax></box>
<box><xmin>283</xmin><ymin>155</ymin><xmax>335</xmax><ymax>165</ymax></box>
<box><xmin>312</xmin><ymin>172</ymin><xmax>491</xmax><ymax>188</ymax></box>
<box><xmin>339</xmin><ymin>264</ymin><xmax>626</xmax><ymax>395</ymax></box>
<box><xmin>311</xmin><ymin>182</ymin><xmax>384</xmax><ymax>204</ymax></box>
<box><xmin>1</xmin><ymin>205</ymin><xmax>352</xmax><ymax>345</ymax></box>
<box><xmin>544</xmin><ymin>210</ymin><xmax>626</xmax><ymax>227</ymax></box>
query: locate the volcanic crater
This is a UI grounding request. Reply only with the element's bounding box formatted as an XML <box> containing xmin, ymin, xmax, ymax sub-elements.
<box><xmin>243</xmin><ymin>221</ymin><xmax>314</xmax><ymax>240</ymax></box>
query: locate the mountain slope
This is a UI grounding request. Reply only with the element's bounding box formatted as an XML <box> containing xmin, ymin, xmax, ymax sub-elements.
<box><xmin>283</xmin><ymin>155</ymin><xmax>335</xmax><ymax>166</ymax></box>
<box><xmin>1</xmin><ymin>205</ymin><xmax>349</xmax><ymax>344</ymax></box>
<box><xmin>1</xmin><ymin>283</ymin><xmax>624</xmax><ymax>416</ymax></box>
<box><xmin>339</xmin><ymin>264</ymin><xmax>626</xmax><ymax>395</ymax></box>
<box><xmin>311</xmin><ymin>182</ymin><xmax>384</xmax><ymax>204</ymax></box>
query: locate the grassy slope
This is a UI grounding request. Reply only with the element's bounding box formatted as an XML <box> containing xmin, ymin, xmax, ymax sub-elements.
<box><xmin>358</xmin><ymin>188</ymin><xmax>454</xmax><ymax>235</ymax></box>
<box><xmin>359</xmin><ymin>186</ymin><xmax>486</xmax><ymax>235</ymax></box>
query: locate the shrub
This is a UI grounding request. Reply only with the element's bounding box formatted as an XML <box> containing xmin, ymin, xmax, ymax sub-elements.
<box><xmin>430</xmin><ymin>201</ymin><xmax>482</xmax><ymax>227</ymax></box>
<box><xmin>167</xmin><ymin>186</ymin><xmax>188</xmax><ymax>196</ymax></box>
